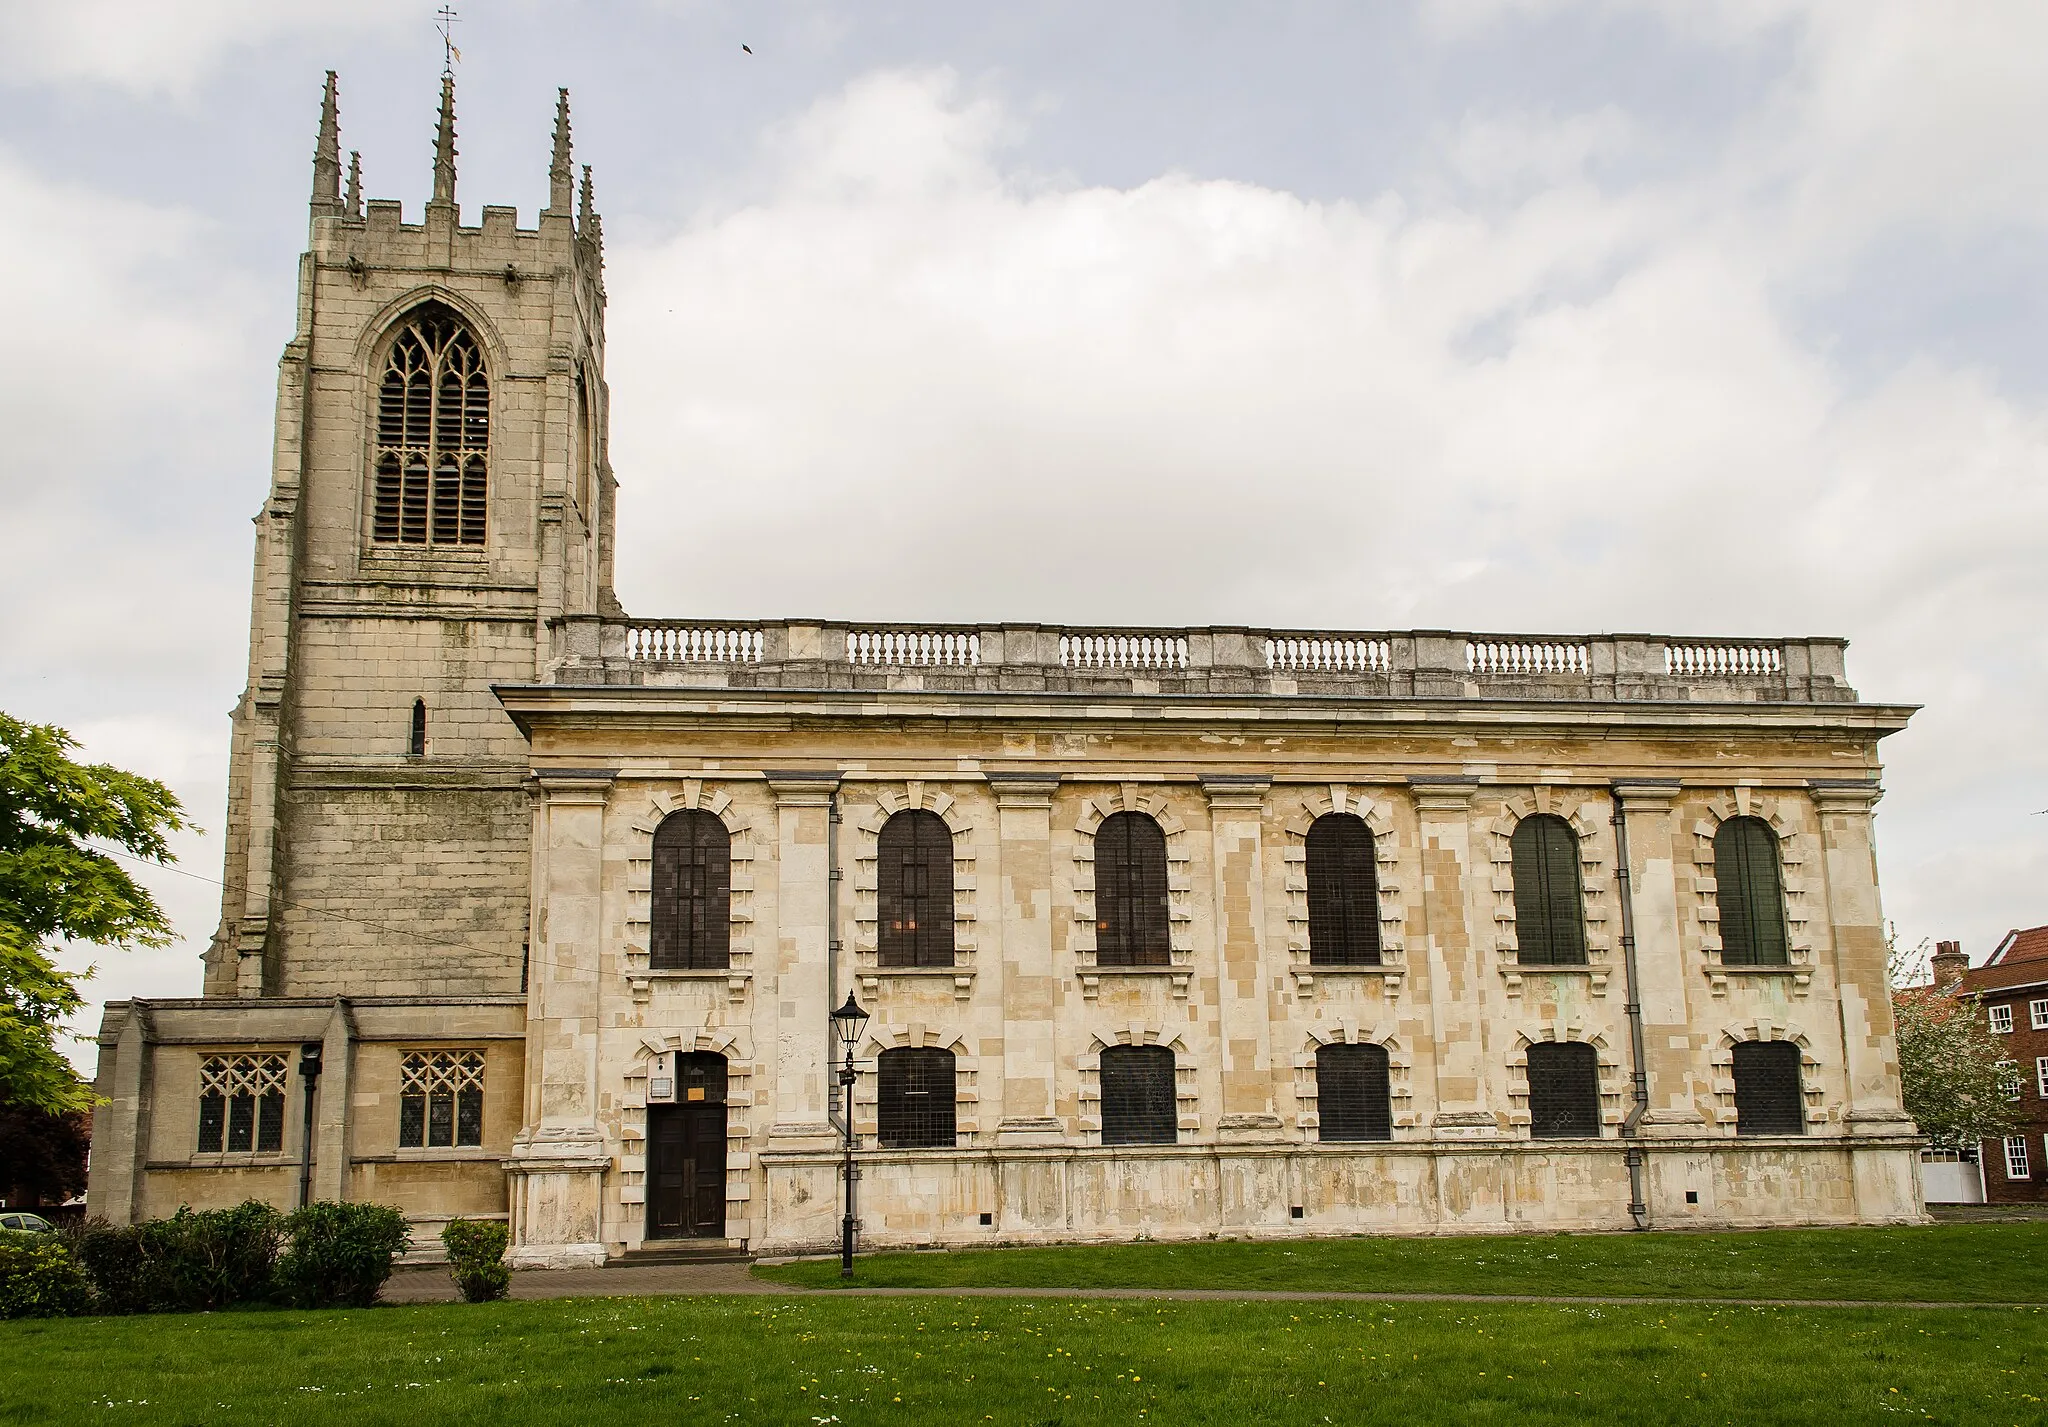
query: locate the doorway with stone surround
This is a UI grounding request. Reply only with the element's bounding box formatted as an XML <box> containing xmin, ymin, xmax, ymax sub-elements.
<box><xmin>646</xmin><ymin>1053</ymin><xmax>727</xmax><ymax>1239</ymax></box>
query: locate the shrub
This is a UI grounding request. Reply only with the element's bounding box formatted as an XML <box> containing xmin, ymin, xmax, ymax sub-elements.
<box><xmin>441</xmin><ymin>1218</ymin><xmax>511</xmax><ymax>1303</ymax></box>
<box><xmin>67</xmin><ymin>1219</ymin><xmax>148</xmax><ymax>1314</ymax></box>
<box><xmin>275</xmin><ymin>1201</ymin><xmax>409</xmax><ymax>1308</ymax></box>
<box><xmin>136</xmin><ymin>1201</ymin><xmax>284</xmax><ymax>1312</ymax></box>
<box><xmin>0</xmin><ymin>1237</ymin><xmax>93</xmax><ymax>1318</ymax></box>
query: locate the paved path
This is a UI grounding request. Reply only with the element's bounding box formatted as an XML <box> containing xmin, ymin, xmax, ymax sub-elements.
<box><xmin>382</xmin><ymin>1263</ymin><xmax>2037</xmax><ymax>1312</ymax></box>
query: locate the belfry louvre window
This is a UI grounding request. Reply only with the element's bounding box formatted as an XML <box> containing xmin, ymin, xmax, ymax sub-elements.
<box><xmin>878</xmin><ymin>810</ymin><xmax>955</xmax><ymax>969</ymax></box>
<box><xmin>399</xmin><ymin>1050</ymin><xmax>485</xmax><ymax>1149</ymax></box>
<box><xmin>1714</xmin><ymin>817</ymin><xmax>1789</xmax><ymax>966</ymax></box>
<box><xmin>1099</xmin><ymin>1045</ymin><xmax>1177</xmax><ymax>1146</ymax></box>
<box><xmin>1526</xmin><ymin>1042</ymin><xmax>1601</xmax><ymax>1139</ymax></box>
<box><xmin>1305</xmin><ymin>814</ymin><xmax>1381</xmax><ymax>966</ymax></box>
<box><xmin>877</xmin><ymin>1047</ymin><xmax>956</xmax><ymax>1149</ymax></box>
<box><xmin>197</xmin><ymin>1053</ymin><xmax>287</xmax><ymax>1153</ymax></box>
<box><xmin>373</xmin><ymin>302</ymin><xmax>488</xmax><ymax>547</ymax></box>
<box><xmin>650</xmin><ymin>810</ymin><xmax>731</xmax><ymax>971</ymax></box>
<box><xmin>1511</xmin><ymin>814</ymin><xmax>1587</xmax><ymax>965</ymax></box>
<box><xmin>1094</xmin><ymin>812</ymin><xmax>1171</xmax><ymax>967</ymax></box>
<box><xmin>1731</xmin><ymin>1040</ymin><xmax>1805</xmax><ymax>1135</ymax></box>
<box><xmin>1316</xmin><ymin>1043</ymin><xmax>1393</xmax><ymax>1142</ymax></box>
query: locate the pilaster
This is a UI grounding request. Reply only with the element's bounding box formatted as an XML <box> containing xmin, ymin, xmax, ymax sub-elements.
<box><xmin>507</xmin><ymin>767</ymin><xmax>613</xmax><ymax>1269</ymax></box>
<box><xmin>1810</xmin><ymin>780</ymin><xmax>1913</xmax><ymax>1134</ymax></box>
<box><xmin>987</xmin><ymin>773</ymin><xmax>1066</xmax><ymax>1145</ymax></box>
<box><xmin>1408</xmin><ymin>777</ymin><xmax>1496</xmax><ymax>1136</ymax></box>
<box><xmin>1201</xmin><ymin>774</ymin><xmax>1284</xmax><ymax>1142</ymax></box>
<box><xmin>764</xmin><ymin>770</ymin><xmax>842</xmax><ymax>1150</ymax></box>
<box><xmin>1612</xmin><ymin>781</ymin><xmax>1707</xmax><ymax>1134</ymax></box>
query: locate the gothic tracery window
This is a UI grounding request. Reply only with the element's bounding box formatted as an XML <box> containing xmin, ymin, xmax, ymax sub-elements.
<box><xmin>373</xmin><ymin>302</ymin><xmax>488</xmax><ymax>547</ymax></box>
<box><xmin>399</xmin><ymin>1049</ymin><xmax>485</xmax><ymax>1149</ymax></box>
<box><xmin>197</xmin><ymin>1053</ymin><xmax>288</xmax><ymax>1154</ymax></box>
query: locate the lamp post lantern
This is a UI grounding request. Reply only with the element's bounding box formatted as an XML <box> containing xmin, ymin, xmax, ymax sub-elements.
<box><xmin>829</xmin><ymin>991</ymin><xmax>869</xmax><ymax>1278</ymax></box>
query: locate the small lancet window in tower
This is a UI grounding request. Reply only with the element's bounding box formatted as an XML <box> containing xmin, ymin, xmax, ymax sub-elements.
<box><xmin>373</xmin><ymin>302</ymin><xmax>488</xmax><ymax>547</ymax></box>
<box><xmin>408</xmin><ymin>699</ymin><xmax>427</xmax><ymax>758</ymax></box>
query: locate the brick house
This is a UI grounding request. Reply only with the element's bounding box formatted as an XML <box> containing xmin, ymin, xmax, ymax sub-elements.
<box><xmin>1943</xmin><ymin>930</ymin><xmax>2048</xmax><ymax>1202</ymax></box>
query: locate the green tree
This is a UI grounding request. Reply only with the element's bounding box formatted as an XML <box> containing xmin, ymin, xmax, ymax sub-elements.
<box><xmin>0</xmin><ymin>713</ymin><xmax>186</xmax><ymax>1114</ymax></box>
<box><xmin>1889</xmin><ymin>938</ymin><xmax>2022</xmax><ymax>1150</ymax></box>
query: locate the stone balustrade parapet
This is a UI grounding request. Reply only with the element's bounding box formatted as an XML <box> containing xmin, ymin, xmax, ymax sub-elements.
<box><xmin>545</xmin><ymin>615</ymin><xmax>1856</xmax><ymax>703</ymax></box>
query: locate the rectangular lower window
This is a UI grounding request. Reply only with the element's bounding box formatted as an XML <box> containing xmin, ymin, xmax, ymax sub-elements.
<box><xmin>2005</xmin><ymin>1135</ymin><xmax>2031</xmax><ymax>1180</ymax></box>
<box><xmin>399</xmin><ymin>1050</ymin><xmax>486</xmax><ymax>1149</ymax></box>
<box><xmin>196</xmin><ymin>1052</ymin><xmax>289</xmax><ymax>1155</ymax></box>
<box><xmin>2037</xmin><ymin>1057</ymin><xmax>2048</xmax><ymax>1100</ymax></box>
<box><xmin>2033</xmin><ymin>998</ymin><xmax>2048</xmax><ymax>1031</ymax></box>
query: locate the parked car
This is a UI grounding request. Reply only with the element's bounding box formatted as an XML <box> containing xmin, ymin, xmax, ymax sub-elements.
<box><xmin>0</xmin><ymin>1212</ymin><xmax>57</xmax><ymax>1235</ymax></box>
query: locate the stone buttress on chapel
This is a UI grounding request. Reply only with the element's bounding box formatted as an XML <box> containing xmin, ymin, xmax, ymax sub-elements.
<box><xmin>88</xmin><ymin>76</ymin><xmax>1928</xmax><ymax>1264</ymax></box>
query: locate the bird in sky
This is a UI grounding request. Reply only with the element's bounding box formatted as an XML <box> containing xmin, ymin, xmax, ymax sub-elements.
<box><xmin>742</xmin><ymin>43</ymin><xmax>753</xmax><ymax>54</ymax></box>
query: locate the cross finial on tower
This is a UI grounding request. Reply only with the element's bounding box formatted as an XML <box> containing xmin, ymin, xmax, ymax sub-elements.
<box><xmin>548</xmin><ymin>88</ymin><xmax>574</xmax><ymax>215</ymax></box>
<box><xmin>436</xmin><ymin>6</ymin><xmax>460</xmax><ymax>77</ymax></box>
<box><xmin>311</xmin><ymin>71</ymin><xmax>341</xmax><ymax>217</ymax></box>
<box><xmin>431</xmin><ymin>70</ymin><xmax>458</xmax><ymax>210</ymax></box>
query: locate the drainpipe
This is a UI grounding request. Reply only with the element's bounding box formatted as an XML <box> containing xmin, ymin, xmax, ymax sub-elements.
<box><xmin>1610</xmin><ymin>790</ymin><xmax>1651</xmax><ymax>1230</ymax></box>
<box><xmin>825</xmin><ymin>789</ymin><xmax>846</xmax><ymax>1137</ymax></box>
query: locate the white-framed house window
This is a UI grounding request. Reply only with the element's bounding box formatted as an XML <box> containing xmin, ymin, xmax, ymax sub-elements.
<box><xmin>2031</xmin><ymin>998</ymin><xmax>2048</xmax><ymax>1031</ymax></box>
<box><xmin>1997</xmin><ymin>1061</ymin><xmax>2023</xmax><ymax>1102</ymax></box>
<box><xmin>1989</xmin><ymin>1004</ymin><xmax>2014</xmax><ymax>1034</ymax></box>
<box><xmin>2037</xmin><ymin>1056</ymin><xmax>2048</xmax><ymax>1100</ymax></box>
<box><xmin>2003</xmin><ymin>1135</ymin><xmax>2031</xmax><ymax>1180</ymax></box>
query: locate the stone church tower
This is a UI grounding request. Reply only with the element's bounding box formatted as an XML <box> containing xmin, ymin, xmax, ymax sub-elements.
<box><xmin>209</xmin><ymin>73</ymin><xmax>614</xmax><ymax>1002</ymax></box>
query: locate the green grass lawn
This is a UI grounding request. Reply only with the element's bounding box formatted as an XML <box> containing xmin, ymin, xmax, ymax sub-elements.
<box><xmin>3</xmin><ymin>1294</ymin><xmax>2044</xmax><ymax>1426</ymax></box>
<box><xmin>756</xmin><ymin>1222</ymin><xmax>2048</xmax><ymax>1302</ymax></box>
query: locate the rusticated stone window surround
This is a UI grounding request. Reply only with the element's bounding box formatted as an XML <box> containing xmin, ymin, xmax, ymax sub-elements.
<box><xmin>1278</xmin><ymin>786</ymin><xmax>1408</xmax><ymax>998</ymax></box>
<box><xmin>1076</xmin><ymin>1025</ymin><xmax>1201</xmax><ymax>1143</ymax></box>
<box><xmin>850</xmin><ymin>782</ymin><xmax>980</xmax><ymax>1001</ymax></box>
<box><xmin>1506</xmin><ymin>1023</ymin><xmax>1627</xmax><ymax>1133</ymax></box>
<box><xmin>1292</xmin><ymin>1021</ymin><xmax>1416</xmax><ymax>1138</ymax></box>
<box><xmin>617</xmin><ymin>1027</ymin><xmax>754</xmax><ymax>1225</ymax></box>
<box><xmin>1688</xmin><ymin>791</ymin><xmax>1816</xmax><ymax>997</ymax></box>
<box><xmin>852</xmin><ymin>1024</ymin><xmax>980</xmax><ymax>1144</ymax></box>
<box><xmin>1485</xmin><ymin>790</ymin><xmax>1615</xmax><ymax>999</ymax></box>
<box><xmin>623</xmin><ymin>783</ymin><xmax>757</xmax><ymax>1004</ymax></box>
<box><xmin>1710</xmin><ymin>1018</ymin><xmax>1829</xmax><ymax>1131</ymax></box>
<box><xmin>1071</xmin><ymin>786</ymin><xmax>1196</xmax><ymax>1000</ymax></box>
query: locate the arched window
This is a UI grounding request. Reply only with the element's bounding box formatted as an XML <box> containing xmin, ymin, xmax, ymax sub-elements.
<box><xmin>1094</xmin><ymin>812</ymin><xmax>1171</xmax><ymax>967</ymax></box>
<box><xmin>408</xmin><ymin>698</ymin><xmax>427</xmax><ymax>758</ymax></box>
<box><xmin>1099</xmin><ymin>1044</ymin><xmax>1177</xmax><ymax>1145</ymax></box>
<box><xmin>1315</xmin><ymin>1043</ymin><xmax>1392</xmax><ymax>1142</ymax></box>
<box><xmin>877</xmin><ymin>1047</ymin><xmax>956</xmax><ymax>1148</ymax></box>
<box><xmin>1732</xmin><ymin>1041</ymin><xmax>1804</xmax><ymax>1136</ymax></box>
<box><xmin>1526</xmin><ymin>1042</ymin><xmax>1601</xmax><ymax>1139</ymax></box>
<box><xmin>650</xmin><ymin>810</ymin><xmax>730</xmax><ymax>971</ymax></box>
<box><xmin>373</xmin><ymin>302</ymin><xmax>488</xmax><ymax>547</ymax></box>
<box><xmin>1715</xmin><ymin>817</ymin><xmax>1788</xmax><ymax>966</ymax></box>
<box><xmin>1305</xmin><ymin>813</ymin><xmax>1380</xmax><ymax>966</ymax></box>
<box><xmin>1511</xmin><ymin>814</ymin><xmax>1586</xmax><ymax>965</ymax></box>
<box><xmin>878</xmin><ymin>810</ymin><xmax>955</xmax><ymax>969</ymax></box>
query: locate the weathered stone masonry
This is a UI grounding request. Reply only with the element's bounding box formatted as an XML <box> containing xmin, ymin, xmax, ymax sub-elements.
<box><xmin>88</xmin><ymin>75</ymin><xmax>1927</xmax><ymax>1260</ymax></box>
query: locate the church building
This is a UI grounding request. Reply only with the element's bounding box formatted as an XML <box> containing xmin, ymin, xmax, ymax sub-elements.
<box><xmin>87</xmin><ymin>76</ymin><xmax>1926</xmax><ymax>1266</ymax></box>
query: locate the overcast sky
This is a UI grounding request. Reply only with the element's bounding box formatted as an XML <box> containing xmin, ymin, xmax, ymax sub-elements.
<box><xmin>2</xmin><ymin>0</ymin><xmax>2044</xmax><ymax>1068</ymax></box>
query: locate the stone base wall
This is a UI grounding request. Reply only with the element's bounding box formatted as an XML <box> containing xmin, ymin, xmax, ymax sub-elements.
<box><xmin>746</xmin><ymin>1140</ymin><xmax>1926</xmax><ymax>1255</ymax></box>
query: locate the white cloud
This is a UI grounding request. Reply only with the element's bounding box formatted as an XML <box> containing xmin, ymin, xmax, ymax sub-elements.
<box><xmin>0</xmin><ymin>0</ymin><xmax>414</xmax><ymax>96</ymax></box>
<box><xmin>609</xmin><ymin>65</ymin><xmax>2048</xmax><ymax>964</ymax></box>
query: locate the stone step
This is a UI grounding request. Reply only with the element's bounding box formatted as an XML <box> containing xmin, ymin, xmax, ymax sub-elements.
<box><xmin>608</xmin><ymin>1242</ymin><xmax>753</xmax><ymax>1268</ymax></box>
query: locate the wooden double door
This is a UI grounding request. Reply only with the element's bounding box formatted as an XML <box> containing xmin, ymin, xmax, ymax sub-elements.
<box><xmin>647</xmin><ymin>1053</ymin><xmax>727</xmax><ymax>1239</ymax></box>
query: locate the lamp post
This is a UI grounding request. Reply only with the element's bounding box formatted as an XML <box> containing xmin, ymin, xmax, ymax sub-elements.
<box><xmin>829</xmin><ymin>991</ymin><xmax>869</xmax><ymax>1279</ymax></box>
<box><xmin>297</xmin><ymin>1043</ymin><xmax>323</xmax><ymax>1208</ymax></box>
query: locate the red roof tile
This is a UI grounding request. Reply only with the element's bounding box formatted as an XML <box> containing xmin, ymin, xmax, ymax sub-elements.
<box><xmin>1961</xmin><ymin>926</ymin><xmax>2048</xmax><ymax>996</ymax></box>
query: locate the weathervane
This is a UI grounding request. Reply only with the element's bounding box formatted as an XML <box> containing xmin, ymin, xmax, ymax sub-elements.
<box><xmin>436</xmin><ymin>6</ymin><xmax>461</xmax><ymax>76</ymax></box>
